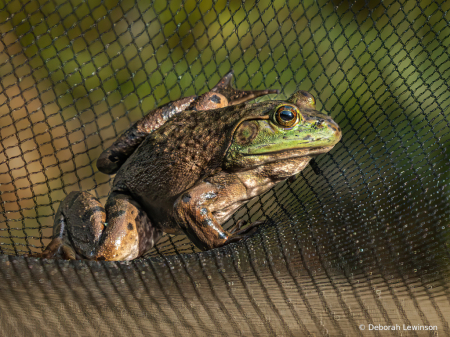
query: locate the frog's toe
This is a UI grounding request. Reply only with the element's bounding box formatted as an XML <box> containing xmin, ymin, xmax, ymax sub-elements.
<box><xmin>228</xmin><ymin>219</ymin><xmax>246</xmax><ymax>234</ymax></box>
<box><xmin>61</xmin><ymin>245</ymin><xmax>77</xmax><ymax>260</ymax></box>
<box><xmin>229</xmin><ymin>219</ymin><xmax>263</xmax><ymax>235</ymax></box>
<box><xmin>31</xmin><ymin>238</ymin><xmax>77</xmax><ymax>260</ymax></box>
<box><xmin>223</xmin><ymin>228</ymin><xmax>258</xmax><ymax>247</ymax></box>
<box><xmin>234</xmin><ymin>220</ymin><xmax>264</xmax><ymax>236</ymax></box>
<box><xmin>224</xmin><ymin>220</ymin><xmax>263</xmax><ymax>247</ymax></box>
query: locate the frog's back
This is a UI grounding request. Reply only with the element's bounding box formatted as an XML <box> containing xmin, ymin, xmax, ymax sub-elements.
<box><xmin>112</xmin><ymin>108</ymin><xmax>231</xmax><ymax>201</ymax></box>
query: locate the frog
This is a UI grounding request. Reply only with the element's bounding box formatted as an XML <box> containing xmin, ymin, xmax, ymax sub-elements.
<box><xmin>35</xmin><ymin>71</ymin><xmax>341</xmax><ymax>261</ymax></box>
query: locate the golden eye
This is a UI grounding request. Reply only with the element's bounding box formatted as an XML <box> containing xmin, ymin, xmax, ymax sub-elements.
<box><xmin>275</xmin><ymin>105</ymin><xmax>300</xmax><ymax>127</ymax></box>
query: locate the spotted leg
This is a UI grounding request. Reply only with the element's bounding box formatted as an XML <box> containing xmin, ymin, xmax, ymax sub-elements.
<box><xmin>173</xmin><ymin>172</ymin><xmax>265</xmax><ymax>251</ymax></box>
<box><xmin>35</xmin><ymin>191</ymin><xmax>162</xmax><ymax>261</ymax></box>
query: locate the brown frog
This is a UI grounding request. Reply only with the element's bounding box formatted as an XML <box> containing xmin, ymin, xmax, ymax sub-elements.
<box><xmin>36</xmin><ymin>71</ymin><xmax>341</xmax><ymax>260</ymax></box>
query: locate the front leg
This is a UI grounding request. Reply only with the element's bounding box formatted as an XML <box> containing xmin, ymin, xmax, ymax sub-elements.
<box><xmin>37</xmin><ymin>191</ymin><xmax>162</xmax><ymax>261</ymax></box>
<box><xmin>173</xmin><ymin>173</ymin><xmax>263</xmax><ymax>251</ymax></box>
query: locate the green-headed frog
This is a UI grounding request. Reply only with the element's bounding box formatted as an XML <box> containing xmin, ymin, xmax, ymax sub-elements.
<box><xmin>37</xmin><ymin>72</ymin><xmax>341</xmax><ymax>260</ymax></box>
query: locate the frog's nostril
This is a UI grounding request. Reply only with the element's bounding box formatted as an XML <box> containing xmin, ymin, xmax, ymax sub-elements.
<box><xmin>312</xmin><ymin>120</ymin><xmax>324</xmax><ymax>129</ymax></box>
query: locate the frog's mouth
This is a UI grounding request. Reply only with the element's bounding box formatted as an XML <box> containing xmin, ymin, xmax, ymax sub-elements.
<box><xmin>224</xmin><ymin>145</ymin><xmax>337</xmax><ymax>171</ymax></box>
<box><xmin>241</xmin><ymin>138</ymin><xmax>340</xmax><ymax>156</ymax></box>
<box><xmin>241</xmin><ymin>145</ymin><xmax>335</xmax><ymax>157</ymax></box>
<box><xmin>241</xmin><ymin>145</ymin><xmax>336</xmax><ymax>163</ymax></box>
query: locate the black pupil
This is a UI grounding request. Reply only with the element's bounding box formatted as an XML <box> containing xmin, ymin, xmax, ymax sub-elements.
<box><xmin>280</xmin><ymin>109</ymin><xmax>294</xmax><ymax>121</ymax></box>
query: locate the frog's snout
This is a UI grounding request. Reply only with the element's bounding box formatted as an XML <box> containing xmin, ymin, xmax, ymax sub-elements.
<box><xmin>326</xmin><ymin>118</ymin><xmax>342</xmax><ymax>141</ymax></box>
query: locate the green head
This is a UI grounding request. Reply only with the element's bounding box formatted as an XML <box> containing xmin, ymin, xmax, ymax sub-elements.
<box><xmin>224</xmin><ymin>90</ymin><xmax>342</xmax><ymax>170</ymax></box>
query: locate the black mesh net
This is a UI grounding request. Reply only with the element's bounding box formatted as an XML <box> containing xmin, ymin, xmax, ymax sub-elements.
<box><xmin>0</xmin><ymin>0</ymin><xmax>449</xmax><ymax>335</ymax></box>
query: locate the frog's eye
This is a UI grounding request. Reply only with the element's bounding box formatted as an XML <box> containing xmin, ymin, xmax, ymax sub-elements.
<box><xmin>275</xmin><ymin>105</ymin><xmax>300</xmax><ymax>127</ymax></box>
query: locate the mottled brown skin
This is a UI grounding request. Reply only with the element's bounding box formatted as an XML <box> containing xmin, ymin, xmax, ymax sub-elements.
<box><xmin>36</xmin><ymin>72</ymin><xmax>341</xmax><ymax>261</ymax></box>
<box><xmin>97</xmin><ymin>72</ymin><xmax>277</xmax><ymax>174</ymax></box>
